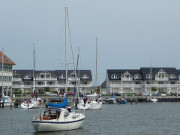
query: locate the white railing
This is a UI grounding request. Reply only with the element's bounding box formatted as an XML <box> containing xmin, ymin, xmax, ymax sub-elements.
<box><xmin>110</xmin><ymin>84</ymin><xmax>142</xmax><ymax>88</ymax></box>
<box><xmin>121</xmin><ymin>78</ymin><xmax>133</xmax><ymax>81</ymax></box>
<box><xmin>155</xmin><ymin>77</ymin><xmax>169</xmax><ymax>81</ymax></box>
<box><xmin>68</xmin><ymin>78</ymin><xmax>76</xmax><ymax>81</ymax></box>
<box><xmin>13</xmin><ymin>78</ymin><xmax>22</xmax><ymax>81</ymax></box>
<box><xmin>35</xmin><ymin>78</ymin><xmax>57</xmax><ymax>81</ymax></box>
<box><xmin>12</xmin><ymin>85</ymin><xmax>21</xmax><ymax>88</ymax></box>
<box><xmin>110</xmin><ymin>83</ymin><xmax>180</xmax><ymax>88</ymax></box>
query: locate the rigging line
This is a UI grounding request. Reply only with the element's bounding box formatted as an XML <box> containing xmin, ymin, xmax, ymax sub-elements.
<box><xmin>66</xmin><ymin>8</ymin><xmax>79</xmax><ymax>103</ymax></box>
<box><xmin>67</xmin><ymin>9</ymin><xmax>76</xmax><ymax>71</ymax></box>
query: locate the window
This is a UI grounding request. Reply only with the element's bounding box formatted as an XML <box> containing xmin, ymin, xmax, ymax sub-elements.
<box><xmin>171</xmin><ymin>82</ymin><xmax>175</xmax><ymax>84</ymax></box>
<box><xmin>146</xmin><ymin>74</ymin><xmax>150</xmax><ymax>79</ymax></box>
<box><xmin>169</xmin><ymin>74</ymin><xmax>176</xmax><ymax>79</ymax></box>
<box><xmin>60</xmin><ymin>74</ymin><xmax>65</xmax><ymax>78</ymax></box>
<box><xmin>134</xmin><ymin>74</ymin><xmax>142</xmax><ymax>79</ymax></box>
<box><xmin>24</xmin><ymin>75</ymin><xmax>31</xmax><ymax>79</ymax></box>
<box><xmin>111</xmin><ymin>74</ymin><xmax>119</xmax><ymax>79</ymax></box>
<box><xmin>41</xmin><ymin>75</ymin><xmax>44</xmax><ymax>78</ymax></box>
<box><xmin>82</xmin><ymin>74</ymin><xmax>89</xmax><ymax>79</ymax></box>
<box><xmin>46</xmin><ymin>75</ymin><xmax>50</xmax><ymax>78</ymax></box>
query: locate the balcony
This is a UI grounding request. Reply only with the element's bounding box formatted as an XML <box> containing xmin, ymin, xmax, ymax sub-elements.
<box><xmin>35</xmin><ymin>78</ymin><xmax>57</xmax><ymax>81</ymax></box>
<box><xmin>144</xmin><ymin>84</ymin><xmax>179</xmax><ymax>88</ymax></box>
<box><xmin>68</xmin><ymin>78</ymin><xmax>76</xmax><ymax>81</ymax></box>
<box><xmin>13</xmin><ymin>78</ymin><xmax>22</xmax><ymax>82</ymax></box>
<box><xmin>12</xmin><ymin>85</ymin><xmax>21</xmax><ymax>88</ymax></box>
<box><xmin>155</xmin><ymin>77</ymin><xmax>169</xmax><ymax>81</ymax></box>
<box><xmin>110</xmin><ymin>84</ymin><xmax>142</xmax><ymax>88</ymax></box>
<box><xmin>121</xmin><ymin>78</ymin><xmax>133</xmax><ymax>81</ymax></box>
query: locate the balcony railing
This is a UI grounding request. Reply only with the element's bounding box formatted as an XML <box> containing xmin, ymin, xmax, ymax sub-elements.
<box><xmin>110</xmin><ymin>84</ymin><xmax>142</xmax><ymax>88</ymax></box>
<box><xmin>110</xmin><ymin>84</ymin><xmax>180</xmax><ymax>88</ymax></box>
<box><xmin>121</xmin><ymin>78</ymin><xmax>133</xmax><ymax>81</ymax></box>
<box><xmin>13</xmin><ymin>78</ymin><xmax>22</xmax><ymax>82</ymax></box>
<box><xmin>155</xmin><ymin>77</ymin><xmax>169</xmax><ymax>81</ymax></box>
<box><xmin>35</xmin><ymin>78</ymin><xmax>57</xmax><ymax>81</ymax></box>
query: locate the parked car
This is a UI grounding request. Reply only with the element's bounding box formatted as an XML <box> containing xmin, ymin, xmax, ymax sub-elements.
<box><xmin>68</xmin><ymin>92</ymin><xmax>75</xmax><ymax>96</ymax></box>
<box><xmin>161</xmin><ymin>93</ymin><xmax>167</xmax><ymax>97</ymax></box>
<box><xmin>44</xmin><ymin>92</ymin><xmax>57</xmax><ymax>96</ymax></box>
<box><xmin>112</xmin><ymin>92</ymin><xmax>121</xmax><ymax>96</ymax></box>
<box><xmin>170</xmin><ymin>93</ymin><xmax>180</xmax><ymax>96</ymax></box>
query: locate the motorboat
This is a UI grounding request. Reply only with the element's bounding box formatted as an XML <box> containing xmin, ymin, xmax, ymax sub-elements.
<box><xmin>109</xmin><ymin>96</ymin><xmax>117</xmax><ymax>104</ymax></box>
<box><xmin>21</xmin><ymin>98</ymin><xmax>39</xmax><ymax>109</ymax></box>
<box><xmin>150</xmin><ymin>98</ymin><xmax>158</xmax><ymax>102</ymax></box>
<box><xmin>32</xmin><ymin>108</ymin><xmax>85</xmax><ymax>131</ymax></box>
<box><xmin>0</xmin><ymin>96</ymin><xmax>14</xmax><ymax>107</ymax></box>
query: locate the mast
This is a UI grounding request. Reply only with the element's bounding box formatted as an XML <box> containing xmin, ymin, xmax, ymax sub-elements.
<box><xmin>95</xmin><ymin>37</ymin><xmax>98</xmax><ymax>92</ymax></box>
<box><xmin>150</xmin><ymin>59</ymin><xmax>152</xmax><ymax>96</ymax></box>
<box><xmin>33</xmin><ymin>44</ymin><xmax>35</xmax><ymax>94</ymax></box>
<box><xmin>76</xmin><ymin>47</ymin><xmax>80</xmax><ymax>99</ymax></box>
<box><xmin>65</xmin><ymin>7</ymin><xmax>68</xmax><ymax>95</ymax></box>
<box><xmin>1</xmin><ymin>48</ymin><xmax>4</xmax><ymax>98</ymax></box>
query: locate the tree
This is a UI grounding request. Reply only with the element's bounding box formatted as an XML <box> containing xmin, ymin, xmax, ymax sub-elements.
<box><xmin>151</xmin><ymin>87</ymin><xmax>157</xmax><ymax>92</ymax></box>
<box><xmin>44</xmin><ymin>87</ymin><xmax>50</xmax><ymax>92</ymax></box>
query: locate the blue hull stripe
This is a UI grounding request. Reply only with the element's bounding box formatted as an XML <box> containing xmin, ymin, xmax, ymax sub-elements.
<box><xmin>32</xmin><ymin>118</ymin><xmax>85</xmax><ymax>124</ymax></box>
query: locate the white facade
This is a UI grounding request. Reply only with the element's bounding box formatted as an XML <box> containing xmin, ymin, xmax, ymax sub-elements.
<box><xmin>0</xmin><ymin>50</ymin><xmax>15</xmax><ymax>98</ymax></box>
<box><xmin>106</xmin><ymin>68</ymin><xmax>180</xmax><ymax>95</ymax></box>
<box><xmin>0</xmin><ymin>64</ymin><xmax>13</xmax><ymax>97</ymax></box>
<box><xmin>12</xmin><ymin>70</ymin><xmax>93</xmax><ymax>94</ymax></box>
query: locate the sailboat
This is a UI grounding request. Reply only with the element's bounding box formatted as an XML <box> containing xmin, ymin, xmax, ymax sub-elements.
<box><xmin>149</xmin><ymin>63</ymin><xmax>157</xmax><ymax>102</ymax></box>
<box><xmin>88</xmin><ymin>37</ymin><xmax>102</xmax><ymax>110</ymax></box>
<box><xmin>32</xmin><ymin>7</ymin><xmax>85</xmax><ymax>131</ymax></box>
<box><xmin>76</xmin><ymin>48</ymin><xmax>91</xmax><ymax>110</ymax></box>
<box><xmin>21</xmin><ymin>45</ymin><xmax>39</xmax><ymax>109</ymax></box>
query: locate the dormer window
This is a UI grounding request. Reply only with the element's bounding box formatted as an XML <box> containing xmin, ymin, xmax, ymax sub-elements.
<box><xmin>70</xmin><ymin>73</ymin><xmax>76</xmax><ymax>78</ymax></box>
<box><xmin>134</xmin><ymin>74</ymin><xmax>142</xmax><ymax>79</ymax></box>
<box><xmin>24</xmin><ymin>75</ymin><xmax>31</xmax><ymax>79</ymax></box>
<box><xmin>111</xmin><ymin>74</ymin><xmax>119</xmax><ymax>79</ymax></box>
<box><xmin>82</xmin><ymin>74</ymin><xmax>89</xmax><ymax>79</ymax></box>
<box><xmin>59</xmin><ymin>74</ymin><xmax>65</xmax><ymax>79</ymax></box>
<box><xmin>169</xmin><ymin>74</ymin><xmax>176</xmax><ymax>79</ymax></box>
<box><xmin>146</xmin><ymin>74</ymin><xmax>152</xmax><ymax>79</ymax></box>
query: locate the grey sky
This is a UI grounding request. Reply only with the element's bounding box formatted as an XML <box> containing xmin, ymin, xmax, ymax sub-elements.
<box><xmin>1</xmin><ymin>0</ymin><xmax>180</xmax><ymax>84</ymax></box>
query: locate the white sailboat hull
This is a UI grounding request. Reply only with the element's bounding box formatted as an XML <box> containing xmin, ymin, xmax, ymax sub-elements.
<box><xmin>88</xmin><ymin>101</ymin><xmax>102</xmax><ymax>110</ymax></box>
<box><xmin>77</xmin><ymin>103</ymin><xmax>91</xmax><ymax>110</ymax></box>
<box><xmin>32</xmin><ymin>118</ymin><xmax>85</xmax><ymax>131</ymax></box>
<box><xmin>0</xmin><ymin>102</ymin><xmax>14</xmax><ymax>107</ymax></box>
<box><xmin>150</xmin><ymin>98</ymin><xmax>158</xmax><ymax>102</ymax></box>
<box><xmin>21</xmin><ymin>100</ymin><xmax>39</xmax><ymax>109</ymax></box>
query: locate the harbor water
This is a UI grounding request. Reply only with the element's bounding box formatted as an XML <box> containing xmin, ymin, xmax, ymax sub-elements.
<box><xmin>0</xmin><ymin>103</ymin><xmax>180</xmax><ymax>135</ymax></box>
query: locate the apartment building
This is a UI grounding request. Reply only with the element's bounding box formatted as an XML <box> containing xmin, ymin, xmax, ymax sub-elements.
<box><xmin>12</xmin><ymin>70</ymin><xmax>92</xmax><ymax>94</ymax></box>
<box><xmin>0</xmin><ymin>51</ymin><xmax>16</xmax><ymax>97</ymax></box>
<box><xmin>105</xmin><ymin>67</ymin><xmax>180</xmax><ymax>95</ymax></box>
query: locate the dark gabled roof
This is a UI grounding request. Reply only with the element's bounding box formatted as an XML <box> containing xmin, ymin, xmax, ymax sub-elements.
<box><xmin>13</xmin><ymin>70</ymin><xmax>33</xmax><ymax>78</ymax></box>
<box><xmin>177</xmin><ymin>70</ymin><xmax>180</xmax><ymax>76</ymax></box>
<box><xmin>107</xmin><ymin>67</ymin><xmax>180</xmax><ymax>81</ymax></box>
<box><xmin>107</xmin><ymin>69</ymin><xmax>141</xmax><ymax>80</ymax></box>
<box><xmin>140</xmin><ymin>67</ymin><xmax>178</xmax><ymax>80</ymax></box>
<box><xmin>13</xmin><ymin>70</ymin><xmax>92</xmax><ymax>81</ymax></box>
